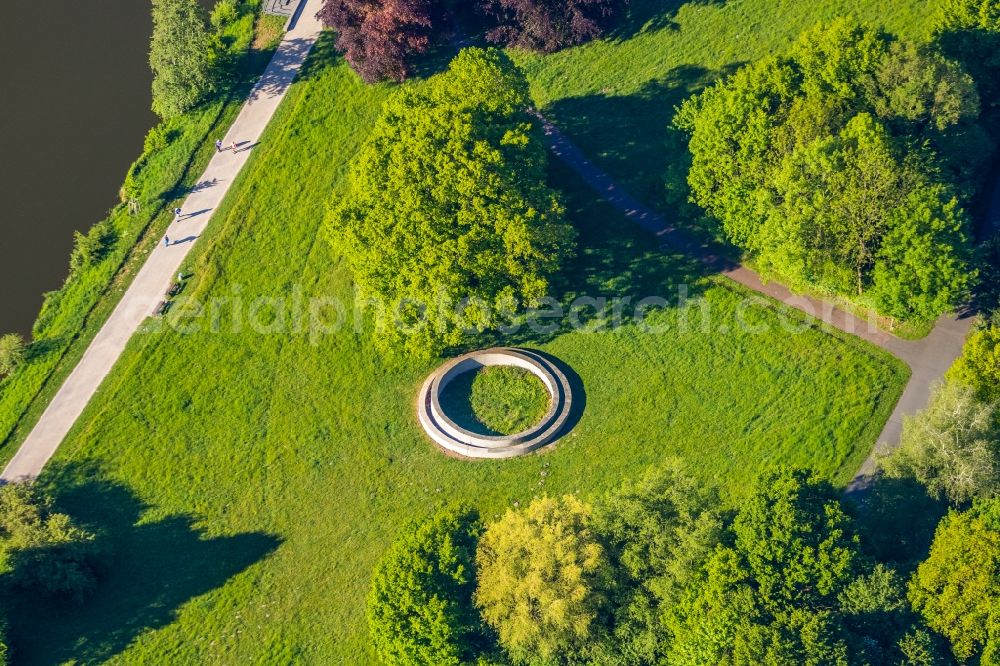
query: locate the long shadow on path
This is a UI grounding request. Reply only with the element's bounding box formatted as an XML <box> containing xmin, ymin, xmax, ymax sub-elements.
<box><xmin>3</xmin><ymin>465</ymin><xmax>281</xmax><ymax>664</ymax></box>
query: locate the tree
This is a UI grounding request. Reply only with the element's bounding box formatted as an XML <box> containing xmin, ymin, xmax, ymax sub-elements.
<box><xmin>666</xmin><ymin>469</ymin><xmax>863</xmax><ymax>665</ymax></box>
<box><xmin>881</xmin><ymin>381</ymin><xmax>1000</xmax><ymax>505</ymax></box>
<box><xmin>870</xmin><ymin>184</ymin><xmax>976</xmax><ymax>321</ymax></box>
<box><xmin>0</xmin><ymin>483</ymin><xmax>100</xmax><ymax>600</ymax></box>
<box><xmin>475</xmin><ymin>494</ymin><xmax>611</xmax><ymax>664</ymax></box>
<box><xmin>326</xmin><ymin>48</ymin><xmax>575</xmax><ymax>357</ymax></box>
<box><xmin>592</xmin><ymin>462</ymin><xmax>722</xmax><ymax>664</ymax></box>
<box><xmin>479</xmin><ymin>0</ymin><xmax>626</xmax><ymax>53</ymax></box>
<box><xmin>909</xmin><ymin>499</ymin><xmax>1000</xmax><ymax>662</ymax></box>
<box><xmin>150</xmin><ymin>0</ymin><xmax>214</xmax><ymax>118</ymax></box>
<box><xmin>675</xmin><ymin>18</ymin><xmax>978</xmax><ymax>323</ymax></box>
<box><xmin>0</xmin><ymin>334</ymin><xmax>26</xmax><ymax>377</ymax></box>
<box><xmin>317</xmin><ymin>0</ymin><xmax>442</xmax><ymax>83</ymax></box>
<box><xmin>948</xmin><ymin>325</ymin><xmax>1000</xmax><ymax>403</ymax></box>
<box><xmin>367</xmin><ymin>505</ymin><xmax>490</xmax><ymax>665</ymax></box>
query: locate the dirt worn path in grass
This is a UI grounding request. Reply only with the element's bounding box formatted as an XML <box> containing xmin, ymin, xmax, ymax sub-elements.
<box><xmin>536</xmin><ymin>113</ymin><xmax>978</xmax><ymax>493</ymax></box>
<box><xmin>1</xmin><ymin>1</ymin><xmax>324</xmax><ymax>482</ymax></box>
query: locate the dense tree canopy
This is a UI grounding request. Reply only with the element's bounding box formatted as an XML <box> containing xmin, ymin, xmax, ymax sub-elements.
<box><xmin>150</xmin><ymin>0</ymin><xmax>215</xmax><ymax>118</ymax></box>
<box><xmin>367</xmin><ymin>505</ymin><xmax>488</xmax><ymax>665</ymax></box>
<box><xmin>317</xmin><ymin>0</ymin><xmax>442</xmax><ymax>82</ymax></box>
<box><xmin>593</xmin><ymin>463</ymin><xmax>721</xmax><ymax>664</ymax></box>
<box><xmin>882</xmin><ymin>380</ymin><xmax>1000</xmax><ymax>505</ymax></box>
<box><xmin>327</xmin><ymin>48</ymin><xmax>575</xmax><ymax>357</ymax></box>
<box><xmin>475</xmin><ymin>495</ymin><xmax>611</xmax><ymax>664</ymax></box>
<box><xmin>479</xmin><ymin>0</ymin><xmax>626</xmax><ymax>53</ymax></box>
<box><xmin>676</xmin><ymin>19</ymin><xmax>978</xmax><ymax>322</ymax></box>
<box><xmin>909</xmin><ymin>499</ymin><xmax>1000</xmax><ymax>662</ymax></box>
<box><xmin>664</xmin><ymin>468</ymin><xmax>919</xmax><ymax>665</ymax></box>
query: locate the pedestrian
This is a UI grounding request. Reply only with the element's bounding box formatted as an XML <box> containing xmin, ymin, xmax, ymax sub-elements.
<box><xmin>215</xmin><ymin>139</ymin><xmax>223</xmax><ymax>153</ymax></box>
<box><xmin>174</xmin><ymin>207</ymin><xmax>182</xmax><ymax>219</ymax></box>
<box><xmin>178</xmin><ymin>271</ymin><xmax>184</xmax><ymax>282</ymax></box>
<box><xmin>164</xmin><ymin>236</ymin><xmax>170</xmax><ymax>248</ymax></box>
<box><xmin>231</xmin><ymin>140</ymin><xmax>237</xmax><ymax>153</ymax></box>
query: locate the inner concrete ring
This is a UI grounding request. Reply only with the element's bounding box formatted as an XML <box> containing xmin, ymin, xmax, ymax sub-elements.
<box><xmin>417</xmin><ymin>347</ymin><xmax>574</xmax><ymax>459</ymax></box>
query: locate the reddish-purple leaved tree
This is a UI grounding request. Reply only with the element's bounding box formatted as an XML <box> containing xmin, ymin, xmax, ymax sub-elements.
<box><xmin>479</xmin><ymin>0</ymin><xmax>626</xmax><ymax>53</ymax></box>
<box><xmin>318</xmin><ymin>0</ymin><xmax>442</xmax><ymax>82</ymax></box>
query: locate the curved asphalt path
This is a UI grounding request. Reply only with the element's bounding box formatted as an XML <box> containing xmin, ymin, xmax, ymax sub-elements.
<box><xmin>535</xmin><ymin>114</ymin><xmax>981</xmax><ymax>492</ymax></box>
<box><xmin>1</xmin><ymin>0</ymin><xmax>324</xmax><ymax>481</ymax></box>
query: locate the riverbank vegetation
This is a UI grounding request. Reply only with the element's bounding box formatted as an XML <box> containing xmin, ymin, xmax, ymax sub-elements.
<box><xmin>0</xmin><ymin>1</ymin><xmax>284</xmax><ymax>461</ymax></box>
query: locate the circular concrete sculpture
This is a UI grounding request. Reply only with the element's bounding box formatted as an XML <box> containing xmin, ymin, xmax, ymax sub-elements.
<box><xmin>417</xmin><ymin>347</ymin><xmax>573</xmax><ymax>459</ymax></box>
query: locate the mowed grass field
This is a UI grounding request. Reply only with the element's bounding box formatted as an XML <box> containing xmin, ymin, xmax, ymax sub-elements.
<box><xmin>1</xmin><ymin>0</ymin><xmax>943</xmax><ymax>661</ymax></box>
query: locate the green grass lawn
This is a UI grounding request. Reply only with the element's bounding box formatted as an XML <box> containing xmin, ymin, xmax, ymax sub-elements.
<box><xmin>442</xmin><ymin>366</ymin><xmax>552</xmax><ymax>436</ymax></box>
<box><xmin>0</xmin><ymin>25</ymin><xmax>912</xmax><ymax>660</ymax></box>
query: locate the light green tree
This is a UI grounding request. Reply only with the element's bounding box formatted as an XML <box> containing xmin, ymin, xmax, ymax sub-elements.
<box><xmin>327</xmin><ymin>47</ymin><xmax>575</xmax><ymax>358</ymax></box>
<box><xmin>870</xmin><ymin>184</ymin><xmax>975</xmax><ymax>321</ymax></box>
<box><xmin>475</xmin><ymin>495</ymin><xmax>610</xmax><ymax>664</ymax></box>
<box><xmin>948</xmin><ymin>325</ymin><xmax>1000</xmax><ymax>403</ymax></box>
<box><xmin>150</xmin><ymin>0</ymin><xmax>214</xmax><ymax>118</ymax></box>
<box><xmin>909</xmin><ymin>499</ymin><xmax>1000</xmax><ymax>662</ymax></box>
<box><xmin>881</xmin><ymin>381</ymin><xmax>1000</xmax><ymax>505</ymax></box>
<box><xmin>0</xmin><ymin>334</ymin><xmax>26</xmax><ymax>377</ymax></box>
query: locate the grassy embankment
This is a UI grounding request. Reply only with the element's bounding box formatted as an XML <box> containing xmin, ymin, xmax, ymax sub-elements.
<box><xmin>0</xmin><ymin>5</ymin><xmax>286</xmax><ymax>465</ymax></box>
<box><xmin>1</xmin><ymin>10</ymin><xmax>919</xmax><ymax>657</ymax></box>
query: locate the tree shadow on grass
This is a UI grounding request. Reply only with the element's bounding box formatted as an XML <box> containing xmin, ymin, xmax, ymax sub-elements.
<box><xmin>544</xmin><ymin>63</ymin><xmax>741</xmax><ymax>217</ymax></box>
<box><xmin>295</xmin><ymin>30</ymin><xmax>344</xmax><ymax>83</ymax></box>
<box><xmin>3</xmin><ymin>464</ymin><xmax>281</xmax><ymax>665</ymax></box>
<box><xmin>609</xmin><ymin>0</ymin><xmax>729</xmax><ymax>41</ymax></box>
<box><xmin>464</xmin><ymin>157</ymin><xmax>714</xmax><ymax>355</ymax></box>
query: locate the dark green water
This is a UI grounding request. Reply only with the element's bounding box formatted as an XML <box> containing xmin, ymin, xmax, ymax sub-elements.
<box><xmin>0</xmin><ymin>2</ymin><xmax>157</xmax><ymax>336</ymax></box>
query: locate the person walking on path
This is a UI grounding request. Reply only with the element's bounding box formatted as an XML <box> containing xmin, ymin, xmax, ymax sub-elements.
<box><xmin>231</xmin><ymin>140</ymin><xmax>238</xmax><ymax>153</ymax></box>
<box><xmin>163</xmin><ymin>236</ymin><xmax>170</xmax><ymax>248</ymax></box>
<box><xmin>173</xmin><ymin>207</ymin><xmax>183</xmax><ymax>222</ymax></box>
<box><xmin>215</xmin><ymin>139</ymin><xmax>223</xmax><ymax>153</ymax></box>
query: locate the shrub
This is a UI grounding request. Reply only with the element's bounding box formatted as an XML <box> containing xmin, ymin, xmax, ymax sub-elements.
<box><xmin>479</xmin><ymin>0</ymin><xmax>626</xmax><ymax>53</ymax></box>
<box><xmin>317</xmin><ymin>0</ymin><xmax>443</xmax><ymax>83</ymax></box>
<box><xmin>0</xmin><ymin>334</ymin><xmax>26</xmax><ymax>377</ymax></box>
<box><xmin>0</xmin><ymin>484</ymin><xmax>100</xmax><ymax>600</ymax></box>
<box><xmin>326</xmin><ymin>48</ymin><xmax>575</xmax><ymax>357</ymax></box>
<box><xmin>367</xmin><ymin>505</ymin><xmax>489</xmax><ymax>665</ymax></box>
<box><xmin>475</xmin><ymin>495</ymin><xmax>611</xmax><ymax>664</ymax></box>
<box><xmin>69</xmin><ymin>219</ymin><xmax>118</xmax><ymax>277</ymax></box>
<box><xmin>150</xmin><ymin>0</ymin><xmax>215</xmax><ymax>118</ymax></box>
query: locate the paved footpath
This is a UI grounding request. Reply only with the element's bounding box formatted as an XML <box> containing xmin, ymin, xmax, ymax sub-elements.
<box><xmin>536</xmin><ymin>114</ymin><xmax>980</xmax><ymax>493</ymax></box>
<box><xmin>1</xmin><ymin>1</ymin><xmax>324</xmax><ymax>481</ymax></box>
